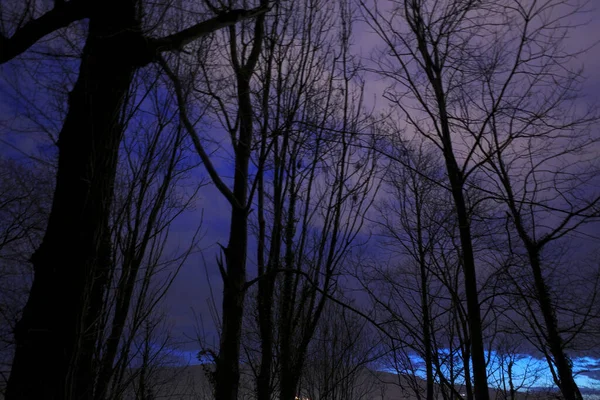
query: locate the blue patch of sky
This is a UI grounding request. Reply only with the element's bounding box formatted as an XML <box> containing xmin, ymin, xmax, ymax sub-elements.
<box><xmin>154</xmin><ymin>343</ymin><xmax>600</xmax><ymax>392</ymax></box>
<box><xmin>380</xmin><ymin>350</ymin><xmax>600</xmax><ymax>391</ymax></box>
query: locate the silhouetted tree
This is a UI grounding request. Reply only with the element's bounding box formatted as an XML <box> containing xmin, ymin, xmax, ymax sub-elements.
<box><xmin>0</xmin><ymin>159</ymin><xmax>52</xmax><ymax>389</ymax></box>
<box><xmin>359</xmin><ymin>141</ymin><xmax>481</xmax><ymax>400</ymax></box>
<box><xmin>301</xmin><ymin>299</ymin><xmax>380</xmax><ymax>400</ymax></box>
<box><xmin>92</xmin><ymin>77</ymin><xmax>203</xmax><ymax>400</ymax></box>
<box><xmin>1</xmin><ymin>2</ymin><xmax>267</xmax><ymax>399</ymax></box>
<box><xmin>242</xmin><ymin>1</ymin><xmax>380</xmax><ymax>400</ymax></box>
<box><xmin>360</xmin><ymin>1</ymin><xmax>495</xmax><ymax>396</ymax></box>
<box><xmin>360</xmin><ymin>1</ymin><xmax>600</xmax><ymax>399</ymax></box>
<box><xmin>472</xmin><ymin>1</ymin><xmax>600</xmax><ymax>395</ymax></box>
<box><xmin>161</xmin><ymin>2</ymin><xmax>268</xmax><ymax>399</ymax></box>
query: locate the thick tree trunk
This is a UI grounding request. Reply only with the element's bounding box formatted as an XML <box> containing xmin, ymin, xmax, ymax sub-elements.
<box><xmin>6</xmin><ymin>3</ymin><xmax>266</xmax><ymax>399</ymax></box>
<box><xmin>528</xmin><ymin>246</ymin><xmax>582</xmax><ymax>400</ymax></box>
<box><xmin>280</xmin><ymin>370</ymin><xmax>301</xmax><ymax>400</ymax></box>
<box><xmin>6</xmin><ymin>2</ymin><xmax>139</xmax><ymax>399</ymax></box>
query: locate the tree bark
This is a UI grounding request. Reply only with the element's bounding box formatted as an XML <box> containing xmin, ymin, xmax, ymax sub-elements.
<box><xmin>6</xmin><ymin>2</ymin><xmax>140</xmax><ymax>399</ymax></box>
<box><xmin>528</xmin><ymin>246</ymin><xmax>582</xmax><ymax>400</ymax></box>
<box><xmin>214</xmin><ymin>65</ymin><xmax>255</xmax><ymax>400</ymax></box>
<box><xmin>408</xmin><ymin>5</ymin><xmax>490</xmax><ymax>396</ymax></box>
<box><xmin>446</xmin><ymin>163</ymin><xmax>488</xmax><ymax>400</ymax></box>
<box><xmin>213</xmin><ymin>6</ymin><xmax>265</xmax><ymax>398</ymax></box>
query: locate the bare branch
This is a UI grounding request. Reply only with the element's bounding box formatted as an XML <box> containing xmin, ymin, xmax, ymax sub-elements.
<box><xmin>150</xmin><ymin>6</ymin><xmax>270</xmax><ymax>57</ymax></box>
<box><xmin>158</xmin><ymin>56</ymin><xmax>239</xmax><ymax>208</ymax></box>
<box><xmin>0</xmin><ymin>1</ymin><xmax>89</xmax><ymax>64</ymax></box>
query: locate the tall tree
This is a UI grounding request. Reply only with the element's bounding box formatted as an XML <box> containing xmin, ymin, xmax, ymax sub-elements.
<box><xmin>359</xmin><ymin>140</ymin><xmax>493</xmax><ymax>400</ymax></box>
<box><xmin>2</xmin><ymin>2</ymin><xmax>267</xmax><ymax>399</ymax></box>
<box><xmin>161</xmin><ymin>2</ymin><xmax>268</xmax><ymax>399</ymax></box>
<box><xmin>470</xmin><ymin>3</ymin><xmax>600</xmax><ymax>397</ymax></box>
<box><xmin>362</xmin><ymin>1</ymin><xmax>599</xmax><ymax>399</ymax></box>
<box><xmin>92</xmin><ymin>74</ymin><xmax>203</xmax><ymax>400</ymax></box>
<box><xmin>369</xmin><ymin>143</ymin><xmax>459</xmax><ymax>400</ymax></box>
<box><xmin>360</xmin><ymin>1</ymin><xmax>495</xmax><ymax>397</ymax></box>
<box><xmin>242</xmin><ymin>1</ymin><xmax>380</xmax><ymax>399</ymax></box>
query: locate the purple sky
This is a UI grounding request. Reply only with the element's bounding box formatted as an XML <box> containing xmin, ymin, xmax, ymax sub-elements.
<box><xmin>160</xmin><ymin>0</ymin><xmax>600</xmax><ymax>354</ymax></box>
<box><xmin>1</xmin><ymin>0</ymin><xmax>600</xmax><ymax>390</ymax></box>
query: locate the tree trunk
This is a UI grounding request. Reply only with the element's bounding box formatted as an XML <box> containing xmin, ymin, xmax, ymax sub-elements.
<box><xmin>528</xmin><ymin>246</ymin><xmax>582</xmax><ymax>400</ymax></box>
<box><xmin>214</xmin><ymin>6</ymin><xmax>265</xmax><ymax>396</ymax></box>
<box><xmin>503</xmin><ymin>178</ymin><xmax>582</xmax><ymax>400</ymax></box>
<box><xmin>435</xmin><ymin>103</ymin><xmax>488</xmax><ymax>400</ymax></box>
<box><xmin>421</xmin><ymin>273</ymin><xmax>435</xmax><ymax>400</ymax></box>
<box><xmin>280</xmin><ymin>369</ymin><xmax>301</xmax><ymax>400</ymax></box>
<box><xmin>256</xmin><ymin>273</ymin><xmax>275</xmax><ymax>400</ymax></box>
<box><xmin>256</xmin><ymin>125</ymin><xmax>282</xmax><ymax>400</ymax></box>
<box><xmin>6</xmin><ymin>2</ymin><xmax>140</xmax><ymax>399</ymax></box>
<box><xmin>414</xmin><ymin>13</ymin><xmax>490</xmax><ymax>395</ymax></box>
<box><xmin>416</xmin><ymin>200</ymin><xmax>434</xmax><ymax>400</ymax></box>
<box><xmin>215</xmin><ymin>177</ymin><xmax>248</xmax><ymax>400</ymax></box>
<box><xmin>508</xmin><ymin>360</ymin><xmax>516</xmax><ymax>400</ymax></box>
<box><xmin>448</xmin><ymin>174</ymin><xmax>488</xmax><ymax>400</ymax></box>
<box><xmin>214</xmin><ymin>67</ymin><xmax>254</xmax><ymax>400</ymax></box>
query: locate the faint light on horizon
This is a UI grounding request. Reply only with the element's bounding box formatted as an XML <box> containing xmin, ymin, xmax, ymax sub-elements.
<box><xmin>380</xmin><ymin>351</ymin><xmax>600</xmax><ymax>391</ymax></box>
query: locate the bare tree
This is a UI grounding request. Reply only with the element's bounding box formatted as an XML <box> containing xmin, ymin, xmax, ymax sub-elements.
<box><xmin>92</xmin><ymin>70</ymin><xmax>203</xmax><ymax>400</ymax></box>
<box><xmin>160</xmin><ymin>2</ymin><xmax>269</xmax><ymax>399</ymax></box>
<box><xmin>251</xmin><ymin>4</ymin><xmax>379</xmax><ymax>400</ymax></box>
<box><xmin>356</xmin><ymin>133</ymin><xmax>503</xmax><ymax>400</ymax></box>
<box><xmin>373</xmin><ymin>143</ymin><xmax>453</xmax><ymax>400</ymax></box>
<box><xmin>0</xmin><ymin>159</ymin><xmax>52</xmax><ymax>390</ymax></box>
<box><xmin>361</xmin><ymin>1</ymin><xmax>600</xmax><ymax>399</ymax></box>
<box><xmin>222</xmin><ymin>2</ymin><xmax>382</xmax><ymax>400</ymax></box>
<box><xmin>300</xmin><ymin>299</ymin><xmax>379</xmax><ymax>400</ymax></box>
<box><xmin>471</xmin><ymin>1</ymin><xmax>600</xmax><ymax>395</ymax></box>
<box><xmin>359</xmin><ymin>1</ymin><xmax>501</xmax><ymax>396</ymax></box>
<box><xmin>488</xmin><ymin>334</ymin><xmax>547</xmax><ymax>400</ymax></box>
<box><xmin>1</xmin><ymin>2</ymin><xmax>267</xmax><ymax>398</ymax></box>
<box><xmin>0</xmin><ymin>63</ymin><xmax>202</xmax><ymax>400</ymax></box>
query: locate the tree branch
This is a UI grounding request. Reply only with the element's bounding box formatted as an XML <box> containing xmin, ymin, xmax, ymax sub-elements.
<box><xmin>149</xmin><ymin>6</ymin><xmax>269</xmax><ymax>55</ymax></box>
<box><xmin>0</xmin><ymin>1</ymin><xmax>89</xmax><ymax>64</ymax></box>
<box><xmin>158</xmin><ymin>56</ymin><xmax>239</xmax><ymax>208</ymax></box>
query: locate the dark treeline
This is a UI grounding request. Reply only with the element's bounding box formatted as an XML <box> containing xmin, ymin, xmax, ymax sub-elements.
<box><xmin>0</xmin><ymin>1</ymin><xmax>599</xmax><ymax>400</ymax></box>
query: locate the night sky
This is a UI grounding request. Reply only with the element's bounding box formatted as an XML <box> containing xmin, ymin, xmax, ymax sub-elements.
<box><xmin>1</xmin><ymin>0</ymin><xmax>600</xmax><ymax>392</ymax></box>
<box><xmin>154</xmin><ymin>1</ymin><xmax>600</xmax><ymax>389</ymax></box>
